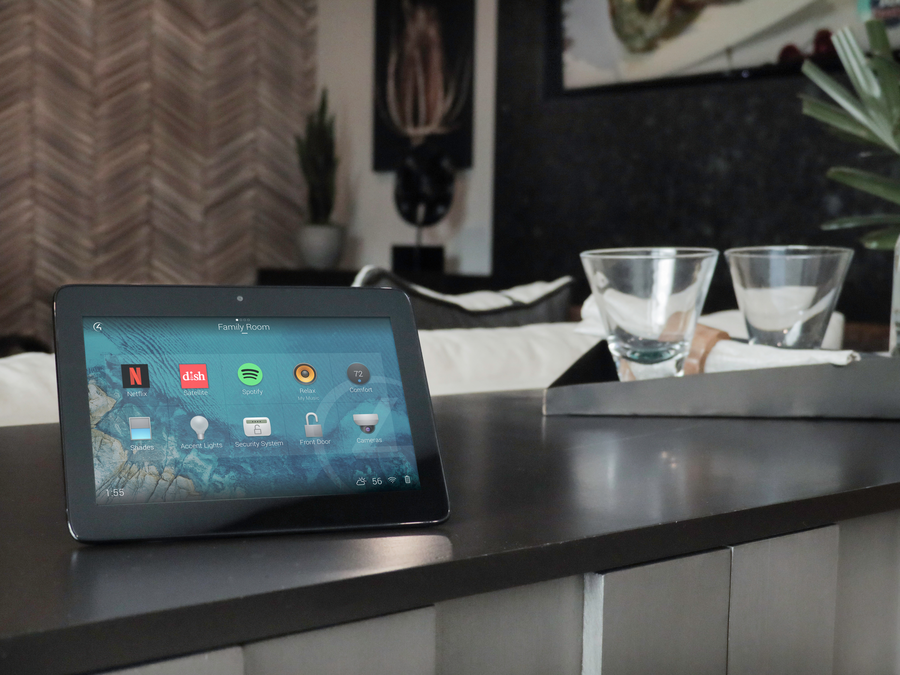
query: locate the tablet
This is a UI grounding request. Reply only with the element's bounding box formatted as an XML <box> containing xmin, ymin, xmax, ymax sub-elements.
<box><xmin>54</xmin><ymin>285</ymin><xmax>449</xmax><ymax>541</ymax></box>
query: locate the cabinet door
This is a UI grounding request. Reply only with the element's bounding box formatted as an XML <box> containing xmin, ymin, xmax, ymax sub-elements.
<box><xmin>243</xmin><ymin>607</ymin><xmax>435</xmax><ymax>675</ymax></box>
<box><xmin>834</xmin><ymin>511</ymin><xmax>900</xmax><ymax>675</ymax></box>
<box><xmin>435</xmin><ymin>576</ymin><xmax>583</xmax><ymax>675</ymax></box>
<box><xmin>728</xmin><ymin>525</ymin><xmax>839</xmax><ymax>675</ymax></box>
<box><xmin>105</xmin><ymin>648</ymin><xmax>243</xmax><ymax>675</ymax></box>
<box><xmin>583</xmin><ymin>548</ymin><xmax>732</xmax><ymax>675</ymax></box>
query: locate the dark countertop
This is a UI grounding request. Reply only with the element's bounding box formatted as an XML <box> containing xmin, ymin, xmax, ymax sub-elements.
<box><xmin>4</xmin><ymin>391</ymin><xmax>900</xmax><ymax>673</ymax></box>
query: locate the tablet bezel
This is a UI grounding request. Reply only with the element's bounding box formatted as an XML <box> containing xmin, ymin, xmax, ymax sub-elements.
<box><xmin>54</xmin><ymin>285</ymin><xmax>449</xmax><ymax>541</ymax></box>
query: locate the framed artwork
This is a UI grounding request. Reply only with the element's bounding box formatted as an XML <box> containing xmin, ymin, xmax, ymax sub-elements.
<box><xmin>556</xmin><ymin>0</ymin><xmax>900</xmax><ymax>91</ymax></box>
<box><xmin>373</xmin><ymin>0</ymin><xmax>474</xmax><ymax>171</ymax></box>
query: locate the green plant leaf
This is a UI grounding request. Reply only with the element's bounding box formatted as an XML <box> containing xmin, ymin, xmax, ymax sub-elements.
<box><xmin>801</xmin><ymin>60</ymin><xmax>898</xmax><ymax>151</ymax></box>
<box><xmin>297</xmin><ymin>89</ymin><xmax>338</xmax><ymax>223</ymax></box>
<box><xmin>800</xmin><ymin>94</ymin><xmax>885</xmax><ymax>145</ymax></box>
<box><xmin>832</xmin><ymin>28</ymin><xmax>898</xmax><ymax>149</ymax></box>
<box><xmin>827</xmin><ymin>166</ymin><xmax>900</xmax><ymax>206</ymax></box>
<box><xmin>867</xmin><ymin>19</ymin><xmax>892</xmax><ymax>59</ymax></box>
<box><xmin>821</xmin><ymin>214</ymin><xmax>900</xmax><ymax>230</ymax></box>
<box><xmin>860</xmin><ymin>225</ymin><xmax>900</xmax><ymax>249</ymax></box>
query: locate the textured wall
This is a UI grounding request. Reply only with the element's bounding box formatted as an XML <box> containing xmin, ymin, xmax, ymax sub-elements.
<box><xmin>494</xmin><ymin>0</ymin><xmax>894</xmax><ymax>322</ymax></box>
<box><xmin>0</xmin><ymin>0</ymin><xmax>316</xmax><ymax>342</ymax></box>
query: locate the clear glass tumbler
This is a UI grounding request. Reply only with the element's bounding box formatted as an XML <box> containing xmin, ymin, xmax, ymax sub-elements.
<box><xmin>580</xmin><ymin>247</ymin><xmax>719</xmax><ymax>380</ymax></box>
<box><xmin>724</xmin><ymin>245</ymin><xmax>853</xmax><ymax>350</ymax></box>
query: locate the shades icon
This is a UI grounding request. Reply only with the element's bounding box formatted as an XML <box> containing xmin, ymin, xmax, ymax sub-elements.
<box><xmin>129</xmin><ymin>417</ymin><xmax>151</xmax><ymax>441</ymax></box>
<box><xmin>238</xmin><ymin>363</ymin><xmax>263</xmax><ymax>386</ymax></box>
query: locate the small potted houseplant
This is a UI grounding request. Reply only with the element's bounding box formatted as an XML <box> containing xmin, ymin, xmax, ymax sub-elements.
<box><xmin>296</xmin><ymin>90</ymin><xmax>343</xmax><ymax>269</ymax></box>
<box><xmin>801</xmin><ymin>20</ymin><xmax>900</xmax><ymax>353</ymax></box>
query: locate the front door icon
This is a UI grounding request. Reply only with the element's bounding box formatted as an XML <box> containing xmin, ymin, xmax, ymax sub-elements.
<box><xmin>304</xmin><ymin>412</ymin><xmax>323</xmax><ymax>437</ymax></box>
<box><xmin>242</xmin><ymin>417</ymin><xmax>271</xmax><ymax>437</ymax></box>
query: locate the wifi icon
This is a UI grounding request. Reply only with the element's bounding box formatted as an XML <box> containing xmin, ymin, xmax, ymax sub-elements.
<box><xmin>238</xmin><ymin>363</ymin><xmax>263</xmax><ymax>386</ymax></box>
<box><xmin>387</xmin><ymin>476</ymin><xmax>397</xmax><ymax>484</ymax></box>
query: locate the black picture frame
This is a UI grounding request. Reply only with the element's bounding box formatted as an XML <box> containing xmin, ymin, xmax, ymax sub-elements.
<box><xmin>372</xmin><ymin>0</ymin><xmax>475</xmax><ymax>171</ymax></box>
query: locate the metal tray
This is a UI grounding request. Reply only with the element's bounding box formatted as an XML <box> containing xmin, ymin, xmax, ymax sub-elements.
<box><xmin>543</xmin><ymin>340</ymin><xmax>900</xmax><ymax>419</ymax></box>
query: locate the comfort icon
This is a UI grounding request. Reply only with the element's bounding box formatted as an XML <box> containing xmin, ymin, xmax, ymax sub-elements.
<box><xmin>304</xmin><ymin>412</ymin><xmax>323</xmax><ymax>438</ymax></box>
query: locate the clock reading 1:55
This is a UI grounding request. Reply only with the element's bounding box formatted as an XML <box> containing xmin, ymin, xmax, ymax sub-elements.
<box><xmin>105</xmin><ymin>488</ymin><xmax>126</xmax><ymax>497</ymax></box>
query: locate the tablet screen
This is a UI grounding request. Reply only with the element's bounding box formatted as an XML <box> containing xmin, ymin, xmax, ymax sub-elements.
<box><xmin>82</xmin><ymin>316</ymin><xmax>420</xmax><ymax>505</ymax></box>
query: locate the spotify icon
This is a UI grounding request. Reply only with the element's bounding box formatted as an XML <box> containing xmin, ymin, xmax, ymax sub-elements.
<box><xmin>238</xmin><ymin>363</ymin><xmax>263</xmax><ymax>386</ymax></box>
<box><xmin>293</xmin><ymin>363</ymin><xmax>317</xmax><ymax>384</ymax></box>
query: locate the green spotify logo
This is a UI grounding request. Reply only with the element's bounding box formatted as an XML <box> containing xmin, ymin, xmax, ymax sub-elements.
<box><xmin>238</xmin><ymin>363</ymin><xmax>263</xmax><ymax>386</ymax></box>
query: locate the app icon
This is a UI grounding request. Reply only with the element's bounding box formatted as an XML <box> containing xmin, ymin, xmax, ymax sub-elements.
<box><xmin>129</xmin><ymin>416</ymin><xmax>151</xmax><ymax>441</ymax></box>
<box><xmin>180</xmin><ymin>364</ymin><xmax>209</xmax><ymax>389</ymax></box>
<box><xmin>347</xmin><ymin>363</ymin><xmax>370</xmax><ymax>384</ymax></box>
<box><xmin>293</xmin><ymin>363</ymin><xmax>317</xmax><ymax>384</ymax></box>
<box><xmin>243</xmin><ymin>417</ymin><xmax>271</xmax><ymax>436</ymax></box>
<box><xmin>238</xmin><ymin>363</ymin><xmax>263</xmax><ymax>386</ymax></box>
<box><xmin>304</xmin><ymin>412</ymin><xmax>322</xmax><ymax>437</ymax></box>
<box><xmin>121</xmin><ymin>364</ymin><xmax>150</xmax><ymax>389</ymax></box>
<box><xmin>353</xmin><ymin>413</ymin><xmax>378</xmax><ymax>434</ymax></box>
<box><xmin>190</xmin><ymin>415</ymin><xmax>209</xmax><ymax>440</ymax></box>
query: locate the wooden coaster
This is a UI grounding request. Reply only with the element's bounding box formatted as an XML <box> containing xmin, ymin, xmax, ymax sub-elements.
<box><xmin>684</xmin><ymin>324</ymin><xmax>731</xmax><ymax>376</ymax></box>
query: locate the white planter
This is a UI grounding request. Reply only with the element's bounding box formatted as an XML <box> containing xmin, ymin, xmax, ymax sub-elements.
<box><xmin>298</xmin><ymin>223</ymin><xmax>344</xmax><ymax>270</ymax></box>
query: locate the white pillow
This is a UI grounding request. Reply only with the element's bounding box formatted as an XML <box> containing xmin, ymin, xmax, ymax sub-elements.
<box><xmin>419</xmin><ymin>323</ymin><xmax>600</xmax><ymax>396</ymax></box>
<box><xmin>0</xmin><ymin>352</ymin><xmax>58</xmax><ymax>427</ymax></box>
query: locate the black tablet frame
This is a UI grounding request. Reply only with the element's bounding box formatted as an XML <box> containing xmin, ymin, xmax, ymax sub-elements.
<box><xmin>54</xmin><ymin>285</ymin><xmax>449</xmax><ymax>542</ymax></box>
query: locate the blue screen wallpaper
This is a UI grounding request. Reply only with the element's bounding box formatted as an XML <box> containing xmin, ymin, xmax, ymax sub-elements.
<box><xmin>83</xmin><ymin>316</ymin><xmax>419</xmax><ymax>505</ymax></box>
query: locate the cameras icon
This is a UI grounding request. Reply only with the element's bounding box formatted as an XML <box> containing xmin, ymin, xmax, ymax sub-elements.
<box><xmin>352</xmin><ymin>413</ymin><xmax>379</xmax><ymax>434</ymax></box>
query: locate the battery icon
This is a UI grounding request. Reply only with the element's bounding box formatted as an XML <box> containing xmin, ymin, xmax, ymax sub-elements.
<box><xmin>404</xmin><ymin>475</ymin><xmax>411</xmax><ymax>484</ymax></box>
<box><xmin>129</xmin><ymin>417</ymin><xmax>151</xmax><ymax>441</ymax></box>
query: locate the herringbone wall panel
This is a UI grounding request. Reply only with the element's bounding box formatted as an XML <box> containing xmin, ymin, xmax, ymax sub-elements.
<box><xmin>0</xmin><ymin>2</ymin><xmax>35</xmax><ymax>336</ymax></box>
<box><xmin>0</xmin><ymin>0</ymin><xmax>316</xmax><ymax>342</ymax></box>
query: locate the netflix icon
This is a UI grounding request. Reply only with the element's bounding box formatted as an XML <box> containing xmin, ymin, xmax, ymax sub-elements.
<box><xmin>121</xmin><ymin>364</ymin><xmax>150</xmax><ymax>389</ymax></box>
<box><xmin>180</xmin><ymin>364</ymin><xmax>209</xmax><ymax>389</ymax></box>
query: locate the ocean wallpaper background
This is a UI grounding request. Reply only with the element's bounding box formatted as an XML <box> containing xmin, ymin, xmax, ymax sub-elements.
<box><xmin>83</xmin><ymin>316</ymin><xmax>419</xmax><ymax>505</ymax></box>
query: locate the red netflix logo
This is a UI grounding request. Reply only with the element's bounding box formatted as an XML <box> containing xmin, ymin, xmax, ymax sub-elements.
<box><xmin>179</xmin><ymin>364</ymin><xmax>209</xmax><ymax>389</ymax></box>
<box><xmin>121</xmin><ymin>364</ymin><xmax>150</xmax><ymax>389</ymax></box>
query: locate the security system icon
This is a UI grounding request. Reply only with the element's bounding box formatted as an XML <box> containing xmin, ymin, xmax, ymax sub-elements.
<box><xmin>243</xmin><ymin>417</ymin><xmax>271</xmax><ymax>437</ymax></box>
<box><xmin>353</xmin><ymin>413</ymin><xmax>378</xmax><ymax>434</ymax></box>
<box><xmin>304</xmin><ymin>412</ymin><xmax>323</xmax><ymax>437</ymax></box>
<box><xmin>347</xmin><ymin>363</ymin><xmax>371</xmax><ymax>384</ymax></box>
<box><xmin>294</xmin><ymin>363</ymin><xmax>317</xmax><ymax>384</ymax></box>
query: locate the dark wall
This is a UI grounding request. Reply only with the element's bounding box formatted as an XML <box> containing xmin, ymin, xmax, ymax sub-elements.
<box><xmin>493</xmin><ymin>0</ymin><xmax>894</xmax><ymax>322</ymax></box>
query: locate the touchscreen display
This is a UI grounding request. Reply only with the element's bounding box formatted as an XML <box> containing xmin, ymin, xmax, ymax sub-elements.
<box><xmin>82</xmin><ymin>316</ymin><xmax>420</xmax><ymax>505</ymax></box>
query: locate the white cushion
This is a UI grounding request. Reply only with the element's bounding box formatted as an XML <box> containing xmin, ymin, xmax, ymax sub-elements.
<box><xmin>419</xmin><ymin>323</ymin><xmax>600</xmax><ymax>396</ymax></box>
<box><xmin>0</xmin><ymin>353</ymin><xmax>58</xmax><ymax>427</ymax></box>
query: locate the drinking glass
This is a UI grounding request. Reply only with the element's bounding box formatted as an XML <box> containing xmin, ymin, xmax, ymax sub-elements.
<box><xmin>725</xmin><ymin>246</ymin><xmax>853</xmax><ymax>349</ymax></box>
<box><xmin>580</xmin><ymin>248</ymin><xmax>719</xmax><ymax>380</ymax></box>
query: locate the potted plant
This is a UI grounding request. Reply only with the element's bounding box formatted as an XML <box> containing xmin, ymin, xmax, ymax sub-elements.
<box><xmin>296</xmin><ymin>89</ymin><xmax>343</xmax><ymax>269</ymax></box>
<box><xmin>801</xmin><ymin>20</ymin><xmax>900</xmax><ymax>353</ymax></box>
